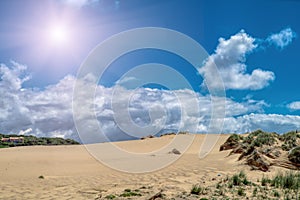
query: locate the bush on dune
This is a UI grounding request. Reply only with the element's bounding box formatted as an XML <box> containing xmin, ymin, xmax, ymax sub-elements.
<box><xmin>251</xmin><ymin>131</ymin><xmax>277</xmax><ymax>147</ymax></box>
<box><xmin>220</xmin><ymin>134</ymin><xmax>242</xmax><ymax>151</ymax></box>
<box><xmin>288</xmin><ymin>146</ymin><xmax>300</xmax><ymax>164</ymax></box>
<box><xmin>280</xmin><ymin>131</ymin><xmax>300</xmax><ymax>151</ymax></box>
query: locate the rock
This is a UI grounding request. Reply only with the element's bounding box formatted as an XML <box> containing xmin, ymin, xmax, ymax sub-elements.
<box><xmin>169</xmin><ymin>148</ymin><xmax>181</xmax><ymax>155</ymax></box>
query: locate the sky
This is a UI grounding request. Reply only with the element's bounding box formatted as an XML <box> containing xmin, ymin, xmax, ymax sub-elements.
<box><xmin>0</xmin><ymin>0</ymin><xmax>300</xmax><ymax>142</ymax></box>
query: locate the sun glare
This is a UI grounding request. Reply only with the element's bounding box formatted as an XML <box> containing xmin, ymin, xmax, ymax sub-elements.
<box><xmin>47</xmin><ymin>25</ymin><xmax>69</xmax><ymax>45</ymax></box>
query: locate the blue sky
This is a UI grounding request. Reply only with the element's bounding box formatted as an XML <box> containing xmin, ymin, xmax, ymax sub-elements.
<box><xmin>0</xmin><ymin>0</ymin><xmax>300</xmax><ymax>141</ymax></box>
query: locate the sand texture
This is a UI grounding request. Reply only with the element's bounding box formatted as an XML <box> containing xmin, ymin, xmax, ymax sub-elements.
<box><xmin>0</xmin><ymin>134</ymin><xmax>292</xmax><ymax>199</ymax></box>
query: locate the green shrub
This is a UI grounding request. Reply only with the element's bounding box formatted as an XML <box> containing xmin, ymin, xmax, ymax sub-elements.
<box><xmin>232</xmin><ymin>174</ymin><xmax>241</xmax><ymax>186</ymax></box>
<box><xmin>252</xmin><ymin>131</ymin><xmax>276</xmax><ymax>147</ymax></box>
<box><xmin>288</xmin><ymin>146</ymin><xmax>300</xmax><ymax>164</ymax></box>
<box><xmin>105</xmin><ymin>194</ymin><xmax>116</xmax><ymax>199</ymax></box>
<box><xmin>237</xmin><ymin>187</ymin><xmax>246</xmax><ymax>196</ymax></box>
<box><xmin>231</xmin><ymin>171</ymin><xmax>249</xmax><ymax>186</ymax></box>
<box><xmin>242</xmin><ymin>177</ymin><xmax>251</xmax><ymax>185</ymax></box>
<box><xmin>273</xmin><ymin>190</ymin><xmax>280</xmax><ymax>197</ymax></box>
<box><xmin>119</xmin><ymin>189</ymin><xmax>141</xmax><ymax>197</ymax></box>
<box><xmin>270</xmin><ymin>171</ymin><xmax>300</xmax><ymax>190</ymax></box>
<box><xmin>280</xmin><ymin>131</ymin><xmax>299</xmax><ymax>151</ymax></box>
<box><xmin>0</xmin><ymin>134</ymin><xmax>79</xmax><ymax>148</ymax></box>
<box><xmin>280</xmin><ymin>131</ymin><xmax>300</xmax><ymax>141</ymax></box>
<box><xmin>243</xmin><ymin>135</ymin><xmax>254</xmax><ymax>144</ymax></box>
<box><xmin>191</xmin><ymin>184</ymin><xmax>203</xmax><ymax>195</ymax></box>
<box><xmin>227</xmin><ymin>134</ymin><xmax>242</xmax><ymax>143</ymax></box>
<box><xmin>249</xmin><ymin>129</ymin><xmax>265</xmax><ymax>137</ymax></box>
<box><xmin>261</xmin><ymin>176</ymin><xmax>271</xmax><ymax>186</ymax></box>
<box><xmin>0</xmin><ymin>144</ymin><xmax>9</xmax><ymax>148</ymax></box>
<box><xmin>8</xmin><ymin>143</ymin><xmax>15</xmax><ymax>147</ymax></box>
<box><xmin>252</xmin><ymin>187</ymin><xmax>258</xmax><ymax>197</ymax></box>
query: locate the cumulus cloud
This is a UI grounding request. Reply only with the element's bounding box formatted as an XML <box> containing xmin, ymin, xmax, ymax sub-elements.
<box><xmin>266</xmin><ymin>28</ymin><xmax>297</xmax><ymax>49</ymax></box>
<box><xmin>288</xmin><ymin>101</ymin><xmax>300</xmax><ymax>111</ymax></box>
<box><xmin>223</xmin><ymin>114</ymin><xmax>300</xmax><ymax>134</ymax></box>
<box><xmin>1</xmin><ymin>61</ymin><xmax>279</xmax><ymax>142</ymax></box>
<box><xmin>199</xmin><ymin>30</ymin><xmax>275</xmax><ymax>90</ymax></box>
<box><xmin>0</xmin><ymin>62</ymin><xmax>75</xmax><ymax>139</ymax></box>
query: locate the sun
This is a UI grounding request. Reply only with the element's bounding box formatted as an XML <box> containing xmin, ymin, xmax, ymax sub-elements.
<box><xmin>47</xmin><ymin>24</ymin><xmax>70</xmax><ymax>45</ymax></box>
<box><xmin>50</xmin><ymin>26</ymin><xmax>67</xmax><ymax>43</ymax></box>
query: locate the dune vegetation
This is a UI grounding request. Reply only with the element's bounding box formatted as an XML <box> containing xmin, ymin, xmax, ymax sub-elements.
<box><xmin>0</xmin><ymin>133</ymin><xmax>79</xmax><ymax>148</ymax></box>
<box><xmin>220</xmin><ymin>130</ymin><xmax>300</xmax><ymax>171</ymax></box>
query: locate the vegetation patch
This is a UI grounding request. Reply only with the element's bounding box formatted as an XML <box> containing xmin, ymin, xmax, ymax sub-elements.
<box><xmin>288</xmin><ymin>146</ymin><xmax>300</xmax><ymax>164</ymax></box>
<box><xmin>0</xmin><ymin>133</ymin><xmax>79</xmax><ymax>148</ymax></box>
<box><xmin>189</xmin><ymin>171</ymin><xmax>300</xmax><ymax>199</ymax></box>
<box><xmin>119</xmin><ymin>189</ymin><xmax>142</xmax><ymax>197</ymax></box>
<box><xmin>219</xmin><ymin>134</ymin><xmax>242</xmax><ymax>151</ymax></box>
<box><xmin>104</xmin><ymin>194</ymin><xmax>116</xmax><ymax>199</ymax></box>
<box><xmin>191</xmin><ymin>184</ymin><xmax>204</xmax><ymax>195</ymax></box>
<box><xmin>280</xmin><ymin>131</ymin><xmax>300</xmax><ymax>150</ymax></box>
<box><xmin>220</xmin><ymin>130</ymin><xmax>300</xmax><ymax>171</ymax></box>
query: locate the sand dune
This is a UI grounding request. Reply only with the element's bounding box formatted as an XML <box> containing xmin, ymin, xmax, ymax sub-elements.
<box><xmin>0</xmin><ymin>134</ymin><xmax>290</xmax><ymax>199</ymax></box>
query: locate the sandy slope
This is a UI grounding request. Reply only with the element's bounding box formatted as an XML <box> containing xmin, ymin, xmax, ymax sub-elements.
<box><xmin>0</xmin><ymin>134</ymin><xmax>288</xmax><ymax>199</ymax></box>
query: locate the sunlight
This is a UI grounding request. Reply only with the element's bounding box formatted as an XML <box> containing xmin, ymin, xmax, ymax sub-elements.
<box><xmin>48</xmin><ymin>25</ymin><xmax>69</xmax><ymax>45</ymax></box>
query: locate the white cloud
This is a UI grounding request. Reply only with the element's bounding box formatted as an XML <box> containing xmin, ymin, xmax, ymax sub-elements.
<box><xmin>61</xmin><ymin>0</ymin><xmax>100</xmax><ymax>8</ymax></box>
<box><xmin>1</xmin><ymin>62</ymin><xmax>276</xmax><ymax>142</ymax></box>
<box><xmin>223</xmin><ymin>114</ymin><xmax>300</xmax><ymax>134</ymax></box>
<box><xmin>18</xmin><ymin>128</ymin><xmax>32</xmax><ymax>135</ymax></box>
<box><xmin>115</xmin><ymin>76</ymin><xmax>139</xmax><ymax>86</ymax></box>
<box><xmin>0</xmin><ymin>62</ymin><xmax>76</xmax><ymax>139</ymax></box>
<box><xmin>288</xmin><ymin>101</ymin><xmax>300</xmax><ymax>111</ymax></box>
<box><xmin>0</xmin><ymin>61</ymin><xmax>30</xmax><ymax>91</ymax></box>
<box><xmin>267</xmin><ymin>28</ymin><xmax>297</xmax><ymax>49</ymax></box>
<box><xmin>199</xmin><ymin>30</ymin><xmax>275</xmax><ymax>90</ymax></box>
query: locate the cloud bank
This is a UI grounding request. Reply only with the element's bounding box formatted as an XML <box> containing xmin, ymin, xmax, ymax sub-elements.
<box><xmin>1</xmin><ymin>62</ymin><xmax>299</xmax><ymax>142</ymax></box>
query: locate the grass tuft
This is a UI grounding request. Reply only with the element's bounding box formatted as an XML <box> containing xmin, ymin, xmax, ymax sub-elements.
<box><xmin>191</xmin><ymin>184</ymin><xmax>203</xmax><ymax>195</ymax></box>
<box><xmin>237</xmin><ymin>187</ymin><xmax>246</xmax><ymax>196</ymax></box>
<box><xmin>119</xmin><ymin>189</ymin><xmax>141</xmax><ymax>197</ymax></box>
<box><xmin>105</xmin><ymin>194</ymin><xmax>116</xmax><ymax>199</ymax></box>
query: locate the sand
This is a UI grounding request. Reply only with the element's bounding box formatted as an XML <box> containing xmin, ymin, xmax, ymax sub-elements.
<box><xmin>0</xmin><ymin>134</ymin><xmax>288</xmax><ymax>199</ymax></box>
